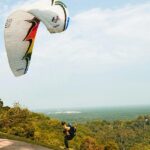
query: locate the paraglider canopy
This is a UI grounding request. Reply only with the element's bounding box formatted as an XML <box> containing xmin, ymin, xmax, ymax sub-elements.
<box><xmin>4</xmin><ymin>0</ymin><xmax>70</xmax><ymax>77</ymax></box>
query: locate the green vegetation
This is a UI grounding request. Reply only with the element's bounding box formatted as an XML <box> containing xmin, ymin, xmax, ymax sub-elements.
<box><xmin>0</xmin><ymin>100</ymin><xmax>150</xmax><ymax>150</ymax></box>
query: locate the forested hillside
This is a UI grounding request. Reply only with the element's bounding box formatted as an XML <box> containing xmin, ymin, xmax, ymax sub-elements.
<box><xmin>0</xmin><ymin>99</ymin><xmax>150</xmax><ymax>150</ymax></box>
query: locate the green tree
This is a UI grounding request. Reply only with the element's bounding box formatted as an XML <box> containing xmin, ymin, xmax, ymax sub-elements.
<box><xmin>0</xmin><ymin>99</ymin><xmax>3</xmax><ymax>108</ymax></box>
<box><xmin>104</xmin><ymin>141</ymin><xmax>119</xmax><ymax>150</ymax></box>
<box><xmin>80</xmin><ymin>136</ymin><xmax>101</xmax><ymax>150</ymax></box>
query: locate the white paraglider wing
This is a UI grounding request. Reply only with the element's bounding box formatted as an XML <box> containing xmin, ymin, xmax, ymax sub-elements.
<box><xmin>4</xmin><ymin>0</ymin><xmax>69</xmax><ymax>77</ymax></box>
<box><xmin>4</xmin><ymin>11</ymin><xmax>40</xmax><ymax>76</ymax></box>
<box><xmin>28</xmin><ymin>0</ymin><xmax>70</xmax><ymax>33</ymax></box>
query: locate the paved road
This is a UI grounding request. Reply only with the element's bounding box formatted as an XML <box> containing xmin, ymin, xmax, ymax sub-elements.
<box><xmin>0</xmin><ymin>139</ymin><xmax>52</xmax><ymax>150</ymax></box>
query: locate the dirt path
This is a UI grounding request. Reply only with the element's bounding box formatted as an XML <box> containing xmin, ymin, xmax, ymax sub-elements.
<box><xmin>0</xmin><ymin>139</ymin><xmax>52</xmax><ymax>150</ymax></box>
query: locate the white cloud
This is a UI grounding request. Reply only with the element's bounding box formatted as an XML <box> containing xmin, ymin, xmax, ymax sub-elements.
<box><xmin>28</xmin><ymin>2</ymin><xmax>150</xmax><ymax>72</ymax></box>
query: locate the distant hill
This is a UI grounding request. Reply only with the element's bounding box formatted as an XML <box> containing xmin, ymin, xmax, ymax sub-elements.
<box><xmin>40</xmin><ymin>106</ymin><xmax>150</xmax><ymax>122</ymax></box>
<box><xmin>0</xmin><ymin>100</ymin><xmax>150</xmax><ymax>150</ymax></box>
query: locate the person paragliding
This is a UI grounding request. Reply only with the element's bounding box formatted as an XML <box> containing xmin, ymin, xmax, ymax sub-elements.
<box><xmin>61</xmin><ymin>122</ymin><xmax>76</xmax><ymax>150</ymax></box>
<box><xmin>4</xmin><ymin>0</ymin><xmax>70</xmax><ymax>77</ymax></box>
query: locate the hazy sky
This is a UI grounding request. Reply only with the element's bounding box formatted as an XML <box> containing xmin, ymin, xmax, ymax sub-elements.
<box><xmin>0</xmin><ymin>0</ymin><xmax>150</xmax><ymax>109</ymax></box>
